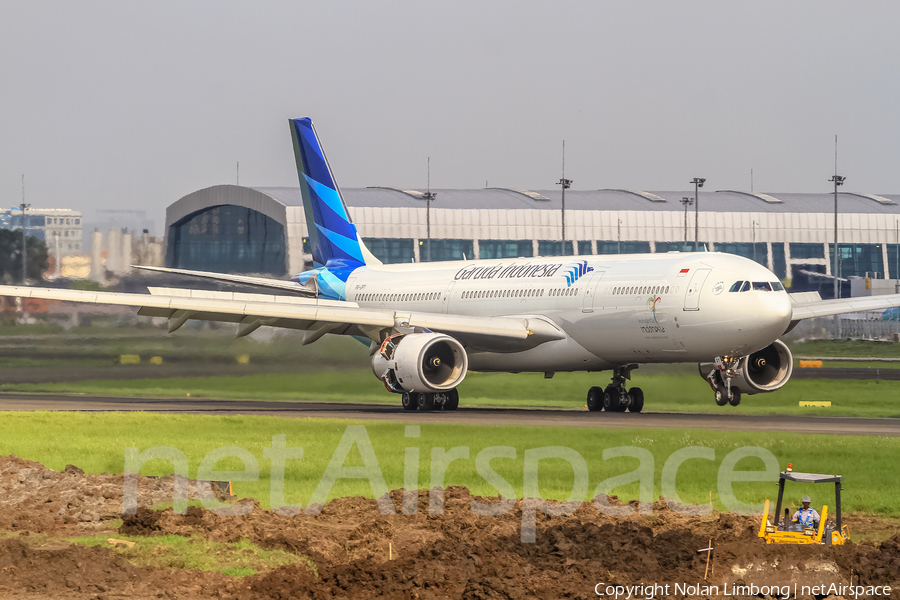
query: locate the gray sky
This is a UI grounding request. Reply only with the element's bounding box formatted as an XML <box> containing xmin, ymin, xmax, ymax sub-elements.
<box><xmin>2</xmin><ymin>1</ymin><xmax>899</xmax><ymax>230</ymax></box>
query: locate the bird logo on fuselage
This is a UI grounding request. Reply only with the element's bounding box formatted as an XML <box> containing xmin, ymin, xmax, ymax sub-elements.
<box><xmin>563</xmin><ymin>260</ymin><xmax>593</xmax><ymax>287</ymax></box>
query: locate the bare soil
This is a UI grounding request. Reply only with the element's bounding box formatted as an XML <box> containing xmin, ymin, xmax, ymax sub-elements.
<box><xmin>0</xmin><ymin>455</ymin><xmax>897</xmax><ymax>599</ymax></box>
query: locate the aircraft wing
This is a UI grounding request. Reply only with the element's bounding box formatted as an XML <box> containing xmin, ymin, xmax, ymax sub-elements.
<box><xmin>790</xmin><ymin>292</ymin><xmax>900</xmax><ymax>320</ymax></box>
<box><xmin>132</xmin><ymin>265</ymin><xmax>318</xmax><ymax>297</ymax></box>
<box><xmin>0</xmin><ymin>285</ymin><xmax>564</xmax><ymax>351</ymax></box>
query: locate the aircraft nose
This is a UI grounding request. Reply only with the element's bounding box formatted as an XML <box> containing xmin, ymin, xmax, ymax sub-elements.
<box><xmin>759</xmin><ymin>291</ymin><xmax>793</xmax><ymax>333</ymax></box>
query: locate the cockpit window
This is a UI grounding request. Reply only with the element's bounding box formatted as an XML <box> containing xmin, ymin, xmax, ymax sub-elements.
<box><xmin>729</xmin><ymin>281</ymin><xmax>744</xmax><ymax>292</ymax></box>
<box><xmin>740</xmin><ymin>281</ymin><xmax>750</xmax><ymax>292</ymax></box>
<box><xmin>772</xmin><ymin>281</ymin><xmax>785</xmax><ymax>291</ymax></box>
<box><xmin>753</xmin><ymin>282</ymin><xmax>772</xmax><ymax>291</ymax></box>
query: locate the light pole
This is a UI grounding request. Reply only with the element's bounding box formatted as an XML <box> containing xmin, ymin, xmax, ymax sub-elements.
<box><xmin>421</xmin><ymin>157</ymin><xmax>436</xmax><ymax>262</ymax></box>
<box><xmin>557</xmin><ymin>141</ymin><xmax>571</xmax><ymax>256</ymax></box>
<box><xmin>680</xmin><ymin>197</ymin><xmax>693</xmax><ymax>246</ymax></box>
<box><xmin>422</xmin><ymin>190</ymin><xmax>436</xmax><ymax>262</ymax></box>
<box><xmin>19</xmin><ymin>202</ymin><xmax>30</xmax><ymax>284</ymax></box>
<box><xmin>829</xmin><ymin>174</ymin><xmax>845</xmax><ymax>299</ymax></box>
<box><xmin>53</xmin><ymin>231</ymin><xmax>61</xmax><ymax>277</ymax></box>
<box><xmin>752</xmin><ymin>220</ymin><xmax>758</xmax><ymax>264</ymax></box>
<box><xmin>691</xmin><ymin>178</ymin><xmax>705</xmax><ymax>251</ymax></box>
<box><xmin>895</xmin><ymin>219</ymin><xmax>899</xmax><ymax>294</ymax></box>
<box><xmin>617</xmin><ymin>219</ymin><xmax>622</xmax><ymax>254</ymax></box>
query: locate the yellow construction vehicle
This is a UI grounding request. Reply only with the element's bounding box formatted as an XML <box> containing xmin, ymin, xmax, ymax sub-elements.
<box><xmin>758</xmin><ymin>467</ymin><xmax>849</xmax><ymax>545</ymax></box>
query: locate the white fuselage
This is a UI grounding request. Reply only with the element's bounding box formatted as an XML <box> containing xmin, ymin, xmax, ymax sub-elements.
<box><xmin>344</xmin><ymin>252</ymin><xmax>792</xmax><ymax>373</ymax></box>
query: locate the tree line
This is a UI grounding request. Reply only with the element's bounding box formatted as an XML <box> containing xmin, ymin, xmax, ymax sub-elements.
<box><xmin>0</xmin><ymin>229</ymin><xmax>49</xmax><ymax>283</ymax></box>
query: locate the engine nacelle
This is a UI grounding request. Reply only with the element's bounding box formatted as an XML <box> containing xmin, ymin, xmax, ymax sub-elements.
<box><xmin>700</xmin><ymin>339</ymin><xmax>794</xmax><ymax>395</ymax></box>
<box><xmin>371</xmin><ymin>332</ymin><xmax>468</xmax><ymax>393</ymax></box>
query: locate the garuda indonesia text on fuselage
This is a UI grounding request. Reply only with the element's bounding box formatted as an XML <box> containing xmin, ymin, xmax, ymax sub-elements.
<box><xmin>5</xmin><ymin>117</ymin><xmax>900</xmax><ymax>412</ymax></box>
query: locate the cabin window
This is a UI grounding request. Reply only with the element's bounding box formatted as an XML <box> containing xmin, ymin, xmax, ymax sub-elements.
<box><xmin>753</xmin><ymin>282</ymin><xmax>772</xmax><ymax>291</ymax></box>
<box><xmin>729</xmin><ymin>281</ymin><xmax>743</xmax><ymax>292</ymax></box>
<box><xmin>740</xmin><ymin>281</ymin><xmax>750</xmax><ymax>292</ymax></box>
<box><xmin>772</xmin><ymin>282</ymin><xmax>785</xmax><ymax>291</ymax></box>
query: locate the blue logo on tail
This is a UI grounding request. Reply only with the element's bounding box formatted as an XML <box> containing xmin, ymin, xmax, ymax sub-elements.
<box><xmin>563</xmin><ymin>260</ymin><xmax>593</xmax><ymax>287</ymax></box>
<box><xmin>289</xmin><ymin>118</ymin><xmax>376</xmax><ymax>300</ymax></box>
<box><xmin>290</xmin><ymin>118</ymin><xmax>366</xmax><ymax>268</ymax></box>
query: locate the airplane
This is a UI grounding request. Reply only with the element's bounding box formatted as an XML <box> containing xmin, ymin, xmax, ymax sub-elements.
<box><xmin>4</xmin><ymin>117</ymin><xmax>900</xmax><ymax>413</ymax></box>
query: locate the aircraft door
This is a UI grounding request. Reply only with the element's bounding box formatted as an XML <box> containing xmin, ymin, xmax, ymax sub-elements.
<box><xmin>581</xmin><ymin>271</ymin><xmax>605</xmax><ymax>313</ymax></box>
<box><xmin>683</xmin><ymin>268</ymin><xmax>711</xmax><ymax>311</ymax></box>
<box><xmin>442</xmin><ymin>281</ymin><xmax>456</xmax><ymax>314</ymax></box>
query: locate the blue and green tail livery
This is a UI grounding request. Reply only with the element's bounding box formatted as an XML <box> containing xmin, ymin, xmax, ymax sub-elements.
<box><xmin>290</xmin><ymin>117</ymin><xmax>369</xmax><ymax>269</ymax></box>
<box><xmin>289</xmin><ymin>118</ymin><xmax>377</xmax><ymax>299</ymax></box>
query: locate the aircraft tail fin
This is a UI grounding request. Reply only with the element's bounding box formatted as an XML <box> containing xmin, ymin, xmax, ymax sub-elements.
<box><xmin>289</xmin><ymin>118</ymin><xmax>380</xmax><ymax>267</ymax></box>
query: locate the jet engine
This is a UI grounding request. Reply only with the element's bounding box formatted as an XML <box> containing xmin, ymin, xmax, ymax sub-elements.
<box><xmin>700</xmin><ymin>339</ymin><xmax>794</xmax><ymax>395</ymax></box>
<box><xmin>372</xmin><ymin>332</ymin><xmax>468</xmax><ymax>393</ymax></box>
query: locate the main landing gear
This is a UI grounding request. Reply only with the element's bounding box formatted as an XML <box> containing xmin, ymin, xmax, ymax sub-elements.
<box><xmin>705</xmin><ymin>357</ymin><xmax>742</xmax><ymax>407</ymax></box>
<box><xmin>401</xmin><ymin>389</ymin><xmax>460</xmax><ymax>412</ymax></box>
<box><xmin>586</xmin><ymin>365</ymin><xmax>644</xmax><ymax>414</ymax></box>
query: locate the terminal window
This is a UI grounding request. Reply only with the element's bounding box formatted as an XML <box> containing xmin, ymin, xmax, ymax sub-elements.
<box><xmin>597</xmin><ymin>241</ymin><xmax>652</xmax><ymax>254</ymax></box>
<box><xmin>422</xmin><ymin>239</ymin><xmax>473</xmax><ymax>262</ymax></box>
<box><xmin>363</xmin><ymin>238</ymin><xmax>415</xmax><ymax>264</ymax></box>
<box><xmin>716</xmin><ymin>242</ymin><xmax>768</xmax><ymax>267</ymax></box>
<box><xmin>480</xmin><ymin>240</ymin><xmax>533</xmax><ymax>259</ymax></box>
<box><xmin>167</xmin><ymin>205</ymin><xmax>286</xmax><ymax>275</ymax></box>
<box><xmin>829</xmin><ymin>243</ymin><xmax>884</xmax><ymax>278</ymax></box>
<box><xmin>790</xmin><ymin>243</ymin><xmax>825</xmax><ymax>259</ymax></box>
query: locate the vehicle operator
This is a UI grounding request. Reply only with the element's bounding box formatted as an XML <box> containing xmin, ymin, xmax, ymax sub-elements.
<box><xmin>792</xmin><ymin>495</ymin><xmax>820</xmax><ymax>529</ymax></box>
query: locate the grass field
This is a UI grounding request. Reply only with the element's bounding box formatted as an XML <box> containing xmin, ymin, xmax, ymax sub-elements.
<box><xmin>4</xmin><ymin>368</ymin><xmax>900</xmax><ymax>418</ymax></box>
<box><xmin>1</xmin><ymin>412</ymin><xmax>897</xmax><ymax>516</ymax></box>
<box><xmin>807</xmin><ymin>361</ymin><xmax>900</xmax><ymax>369</ymax></box>
<box><xmin>790</xmin><ymin>338</ymin><xmax>900</xmax><ymax>359</ymax></box>
<box><xmin>0</xmin><ymin>323</ymin><xmax>372</xmax><ymax>369</ymax></box>
<box><xmin>68</xmin><ymin>533</ymin><xmax>314</xmax><ymax>577</ymax></box>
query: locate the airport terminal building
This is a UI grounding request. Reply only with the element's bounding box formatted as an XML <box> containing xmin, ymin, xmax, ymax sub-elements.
<box><xmin>166</xmin><ymin>184</ymin><xmax>900</xmax><ymax>295</ymax></box>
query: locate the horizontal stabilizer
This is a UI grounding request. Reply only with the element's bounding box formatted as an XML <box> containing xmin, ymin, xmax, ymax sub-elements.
<box><xmin>133</xmin><ymin>265</ymin><xmax>317</xmax><ymax>296</ymax></box>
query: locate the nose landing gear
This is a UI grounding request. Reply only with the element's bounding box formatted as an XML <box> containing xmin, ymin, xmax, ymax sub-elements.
<box><xmin>706</xmin><ymin>357</ymin><xmax>742</xmax><ymax>407</ymax></box>
<box><xmin>586</xmin><ymin>364</ymin><xmax>643</xmax><ymax>413</ymax></box>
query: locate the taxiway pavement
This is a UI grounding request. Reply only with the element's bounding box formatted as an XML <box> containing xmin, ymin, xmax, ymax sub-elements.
<box><xmin>1</xmin><ymin>393</ymin><xmax>897</xmax><ymax>436</ymax></box>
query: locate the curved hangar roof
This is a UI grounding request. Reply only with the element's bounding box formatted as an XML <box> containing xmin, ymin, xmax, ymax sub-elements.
<box><xmin>168</xmin><ymin>185</ymin><xmax>900</xmax><ymax>218</ymax></box>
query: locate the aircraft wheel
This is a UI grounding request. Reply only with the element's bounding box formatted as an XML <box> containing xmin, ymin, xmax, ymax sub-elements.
<box><xmin>402</xmin><ymin>392</ymin><xmax>418</xmax><ymax>411</ymax></box>
<box><xmin>417</xmin><ymin>392</ymin><xmax>435</xmax><ymax>411</ymax></box>
<box><xmin>586</xmin><ymin>386</ymin><xmax>603</xmax><ymax>412</ymax></box>
<box><xmin>628</xmin><ymin>388</ymin><xmax>644</xmax><ymax>413</ymax></box>
<box><xmin>714</xmin><ymin>389</ymin><xmax>728</xmax><ymax>406</ymax></box>
<box><xmin>729</xmin><ymin>387</ymin><xmax>742</xmax><ymax>407</ymax></box>
<box><xmin>444</xmin><ymin>389</ymin><xmax>459</xmax><ymax>411</ymax></box>
<box><xmin>603</xmin><ymin>386</ymin><xmax>621</xmax><ymax>412</ymax></box>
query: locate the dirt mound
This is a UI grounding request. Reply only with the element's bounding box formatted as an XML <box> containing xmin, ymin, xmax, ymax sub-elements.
<box><xmin>0</xmin><ymin>537</ymin><xmax>233</xmax><ymax>599</ymax></box>
<box><xmin>1</xmin><ymin>457</ymin><xmax>899</xmax><ymax>599</ymax></box>
<box><xmin>0</xmin><ymin>454</ymin><xmax>229</xmax><ymax>535</ymax></box>
<box><xmin>0</xmin><ymin>537</ymin><xmax>138</xmax><ymax>596</ymax></box>
<box><xmin>836</xmin><ymin>534</ymin><xmax>900</xmax><ymax>588</ymax></box>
